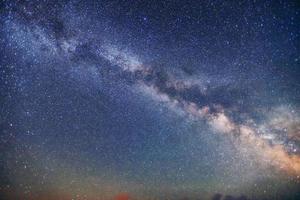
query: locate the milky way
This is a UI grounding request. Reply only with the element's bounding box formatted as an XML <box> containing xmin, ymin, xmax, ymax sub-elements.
<box><xmin>1</xmin><ymin>1</ymin><xmax>300</xmax><ymax>200</ymax></box>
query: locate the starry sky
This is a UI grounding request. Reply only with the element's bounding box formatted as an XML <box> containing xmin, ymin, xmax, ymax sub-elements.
<box><xmin>0</xmin><ymin>1</ymin><xmax>300</xmax><ymax>200</ymax></box>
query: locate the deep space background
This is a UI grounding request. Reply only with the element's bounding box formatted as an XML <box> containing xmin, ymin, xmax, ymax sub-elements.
<box><xmin>0</xmin><ymin>1</ymin><xmax>300</xmax><ymax>200</ymax></box>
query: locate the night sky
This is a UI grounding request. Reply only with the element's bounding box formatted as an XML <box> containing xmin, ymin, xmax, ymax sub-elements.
<box><xmin>1</xmin><ymin>1</ymin><xmax>300</xmax><ymax>200</ymax></box>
